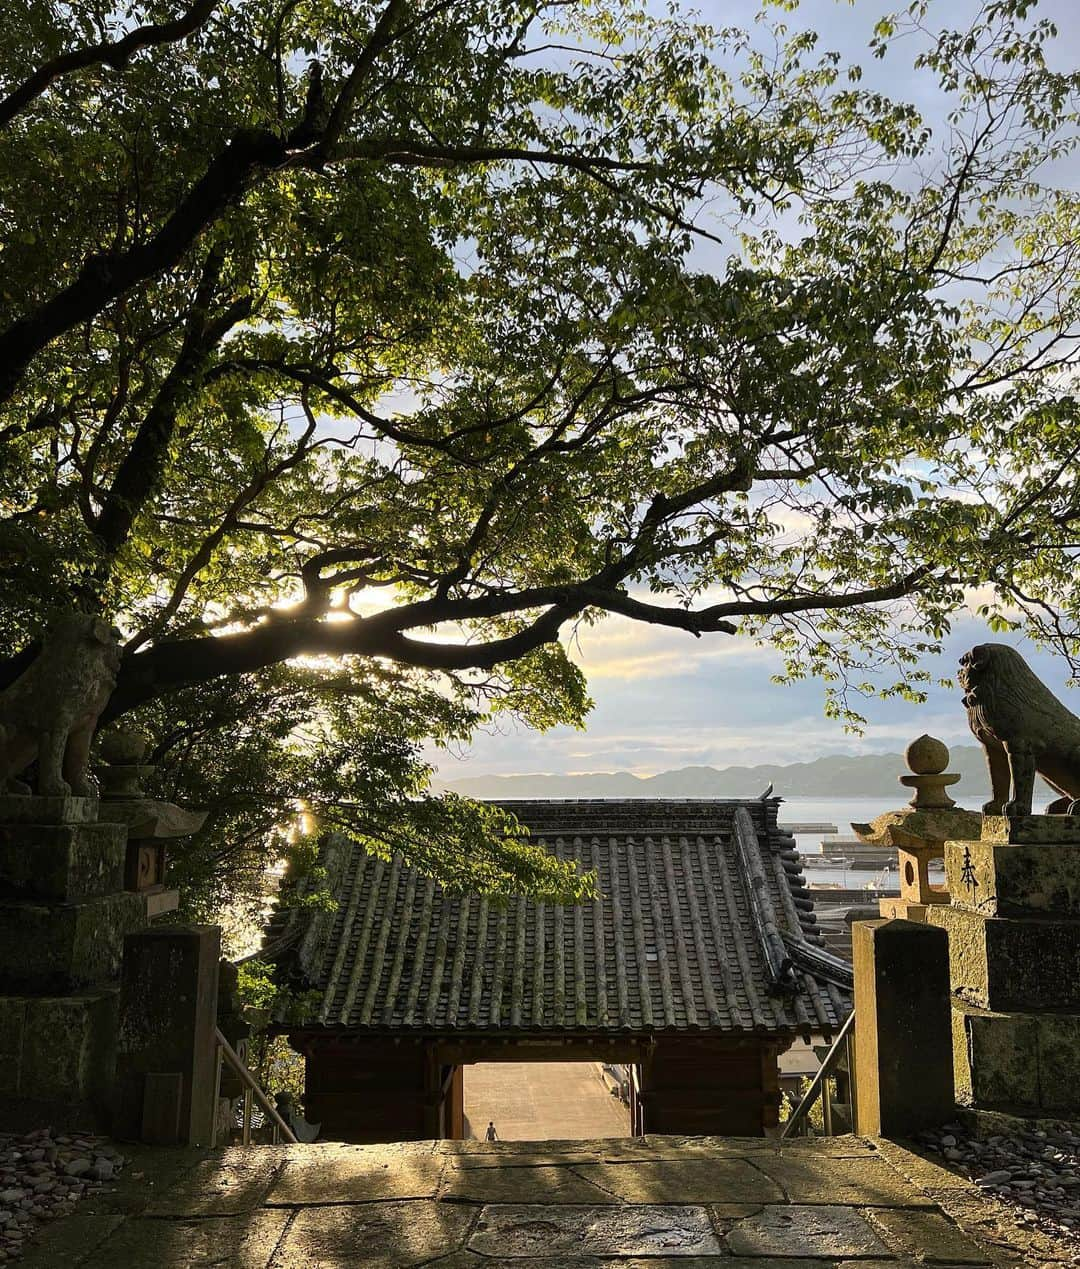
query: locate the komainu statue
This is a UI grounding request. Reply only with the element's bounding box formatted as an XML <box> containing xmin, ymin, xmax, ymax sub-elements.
<box><xmin>959</xmin><ymin>643</ymin><xmax>1080</xmax><ymax>816</ymax></box>
<box><xmin>0</xmin><ymin>613</ymin><xmax>122</xmax><ymax>797</ymax></box>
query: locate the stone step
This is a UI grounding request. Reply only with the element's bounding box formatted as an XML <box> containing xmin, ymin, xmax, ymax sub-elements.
<box><xmin>17</xmin><ymin>1135</ymin><xmax>1002</xmax><ymax>1268</ymax></box>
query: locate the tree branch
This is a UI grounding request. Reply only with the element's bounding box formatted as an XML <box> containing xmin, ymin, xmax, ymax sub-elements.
<box><xmin>99</xmin><ymin>557</ymin><xmax>937</xmax><ymax>719</ymax></box>
<box><xmin>0</xmin><ymin>1</ymin><xmax>406</xmax><ymax>405</ymax></box>
<box><xmin>349</xmin><ymin>137</ymin><xmax>662</xmax><ymax>176</ymax></box>
<box><xmin>0</xmin><ymin>0</ymin><xmax>219</xmax><ymax>128</ymax></box>
<box><xmin>103</xmin><ymin>596</ymin><xmax>584</xmax><ymax>717</ymax></box>
<box><xmin>124</xmin><ymin>395</ymin><xmax>322</xmax><ymax>650</ymax></box>
<box><xmin>571</xmin><ymin>588</ymin><xmax>737</xmax><ymax>635</ymax></box>
<box><xmin>94</xmin><ymin>255</ymin><xmax>253</xmax><ymax>556</ymax></box>
<box><xmin>703</xmin><ymin>567</ymin><xmax>934</xmax><ymax>619</ymax></box>
<box><xmin>317</xmin><ymin>0</ymin><xmax>408</xmax><ymax>156</ymax></box>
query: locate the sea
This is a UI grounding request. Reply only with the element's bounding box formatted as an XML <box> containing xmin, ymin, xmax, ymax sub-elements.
<box><xmin>776</xmin><ymin>796</ymin><xmax>920</xmax><ymax>890</ymax></box>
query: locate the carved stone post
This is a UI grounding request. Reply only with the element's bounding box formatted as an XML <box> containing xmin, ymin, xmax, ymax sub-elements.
<box><xmin>853</xmin><ymin>919</ymin><xmax>955</xmax><ymax>1136</ymax></box>
<box><xmin>115</xmin><ymin>926</ymin><xmax>221</xmax><ymax>1145</ymax></box>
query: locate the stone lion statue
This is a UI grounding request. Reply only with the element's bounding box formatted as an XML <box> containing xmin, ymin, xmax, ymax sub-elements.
<box><xmin>0</xmin><ymin>612</ymin><xmax>122</xmax><ymax>797</ymax></box>
<box><xmin>959</xmin><ymin>643</ymin><xmax>1080</xmax><ymax>816</ymax></box>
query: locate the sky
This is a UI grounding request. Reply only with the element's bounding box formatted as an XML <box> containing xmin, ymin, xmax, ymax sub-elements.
<box><xmin>432</xmin><ymin>613</ymin><xmax>1076</xmax><ymax>778</ymax></box>
<box><xmin>433</xmin><ymin>0</ymin><xmax>1080</xmax><ymax>782</ymax></box>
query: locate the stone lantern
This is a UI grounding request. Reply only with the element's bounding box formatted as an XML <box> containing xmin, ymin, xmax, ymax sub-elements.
<box><xmin>851</xmin><ymin>735</ymin><xmax>982</xmax><ymax>922</ymax></box>
<box><xmin>94</xmin><ymin>726</ymin><xmax>207</xmax><ymax>919</ymax></box>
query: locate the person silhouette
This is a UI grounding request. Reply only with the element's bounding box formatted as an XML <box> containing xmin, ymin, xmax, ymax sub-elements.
<box><xmin>485</xmin><ymin>1121</ymin><xmax>498</xmax><ymax>1141</ymax></box>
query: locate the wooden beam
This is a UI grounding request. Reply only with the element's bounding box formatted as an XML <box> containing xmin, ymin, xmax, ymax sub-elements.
<box><xmin>435</xmin><ymin>1038</ymin><xmax>647</xmax><ymax>1065</ymax></box>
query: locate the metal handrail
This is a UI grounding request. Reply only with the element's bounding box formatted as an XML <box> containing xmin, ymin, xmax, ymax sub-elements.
<box><xmin>212</xmin><ymin>1027</ymin><xmax>298</xmax><ymax>1146</ymax></box>
<box><xmin>780</xmin><ymin>1010</ymin><xmax>856</xmax><ymax>1139</ymax></box>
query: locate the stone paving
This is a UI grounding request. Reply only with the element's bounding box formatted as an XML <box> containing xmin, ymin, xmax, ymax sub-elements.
<box><xmin>14</xmin><ymin>1133</ymin><xmax>1066</xmax><ymax>1267</ymax></box>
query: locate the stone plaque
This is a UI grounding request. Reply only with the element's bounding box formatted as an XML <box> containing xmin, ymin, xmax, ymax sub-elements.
<box><xmin>468</xmin><ymin>1204</ymin><xmax>722</xmax><ymax>1258</ymax></box>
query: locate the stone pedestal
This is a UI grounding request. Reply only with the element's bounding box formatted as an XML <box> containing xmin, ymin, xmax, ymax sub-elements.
<box><xmin>945</xmin><ymin>819</ymin><xmax>1080</xmax><ymax>917</ymax></box>
<box><xmin>0</xmin><ymin>890</ymin><xmax>146</xmax><ymax>992</ymax></box>
<box><xmin>0</xmin><ymin>797</ymin><xmax>145</xmax><ymax>1127</ymax></box>
<box><xmin>929</xmin><ymin>814</ymin><xmax>1080</xmax><ymax>1117</ymax></box>
<box><xmin>0</xmin><ymin>819</ymin><xmax>126</xmax><ymax>899</ymax></box>
<box><xmin>852</xmin><ymin>919</ymin><xmax>955</xmax><ymax>1137</ymax></box>
<box><xmin>0</xmin><ymin>991</ymin><xmax>119</xmax><ymax>1124</ymax></box>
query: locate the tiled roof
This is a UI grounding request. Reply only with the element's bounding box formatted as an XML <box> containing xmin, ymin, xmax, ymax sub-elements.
<box><xmin>266</xmin><ymin>799</ymin><xmax>851</xmax><ymax>1038</ymax></box>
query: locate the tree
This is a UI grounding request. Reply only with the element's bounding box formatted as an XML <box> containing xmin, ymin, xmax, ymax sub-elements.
<box><xmin>2</xmin><ymin>0</ymin><xmax>1079</xmax><ymax>912</ymax></box>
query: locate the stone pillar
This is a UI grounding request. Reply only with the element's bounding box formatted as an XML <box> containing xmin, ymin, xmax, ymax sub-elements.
<box><xmin>115</xmin><ymin>925</ymin><xmax>221</xmax><ymax>1145</ymax></box>
<box><xmin>853</xmin><ymin>919</ymin><xmax>955</xmax><ymax>1137</ymax></box>
<box><xmin>928</xmin><ymin>814</ymin><xmax>1080</xmax><ymax>1116</ymax></box>
<box><xmin>0</xmin><ymin>796</ymin><xmax>145</xmax><ymax>1129</ymax></box>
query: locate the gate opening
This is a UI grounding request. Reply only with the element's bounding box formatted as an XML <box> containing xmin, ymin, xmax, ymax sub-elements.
<box><xmin>462</xmin><ymin>1060</ymin><xmax>632</xmax><ymax>1141</ymax></box>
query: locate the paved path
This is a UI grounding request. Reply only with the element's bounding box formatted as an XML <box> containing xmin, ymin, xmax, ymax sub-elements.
<box><xmin>463</xmin><ymin>1061</ymin><xmax>630</xmax><ymax>1141</ymax></box>
<box><xmin>19</xmin><ymin>1134</ymin><xmax>1061</xmax><ymax>1266</ymax></box>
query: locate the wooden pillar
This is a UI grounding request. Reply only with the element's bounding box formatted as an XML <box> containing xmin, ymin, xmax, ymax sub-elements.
<box><xmin>422</xmin><ymin>1046</ymin><xmax>441</xmax><ymax>1140</ymax></box>
<box><xmin>759</xmin><ymin>1043</ymin><xmax>782</xmax><ymax>1135</ymax></box>
<box><xmin>446</xmin><ymin>1064</ymin><xmax>464</xmax><ymax>1139</ymax></box>
<box><xmin>428</xmin><ymin>1061</ymin><xmax>464</xmax><ymax>1139</ymax></box>
<box><xmin>630</xmin><ymin>1064</ymin><xmax>645</xmax><ymax>1136</ymax></box>
<box><xmin>301</xmin><ymin>1038</ymin><xmax>427</xmax><ymax>1143</ymax></box>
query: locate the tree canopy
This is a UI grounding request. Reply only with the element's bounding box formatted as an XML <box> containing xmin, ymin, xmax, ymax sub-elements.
<box><xmin>2</xmin><ymin>0</ymin><xmax>1079</xmax><ymax>915</ymax></box>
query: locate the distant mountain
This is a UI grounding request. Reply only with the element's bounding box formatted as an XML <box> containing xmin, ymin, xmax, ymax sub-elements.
<box><xmin>435</xmin><ymin>745</ymin><xmax>1005</xmax><ymax>801</ymax></box>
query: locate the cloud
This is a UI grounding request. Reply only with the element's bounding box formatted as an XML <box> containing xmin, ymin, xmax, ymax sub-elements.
<box><xmin>432</xmin><ymin>610</ymin><xmax>1080</xmax><ymax>780</ymax></box>
<box><xmin>566</xmin><ymin>609</ymin><xmax>776</xmax><ymax>680</ymax></box>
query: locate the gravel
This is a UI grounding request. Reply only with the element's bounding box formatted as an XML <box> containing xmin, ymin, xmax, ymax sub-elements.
<box><xmin>918</xmin><ymin>1120</ymin><xmax>1080</xmax><ymax>1252</ymax></box>
<box><xmin>0</xmin><ymin>1128</ymin><xmax>127</xmax><ymax>1262</ymax></box>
